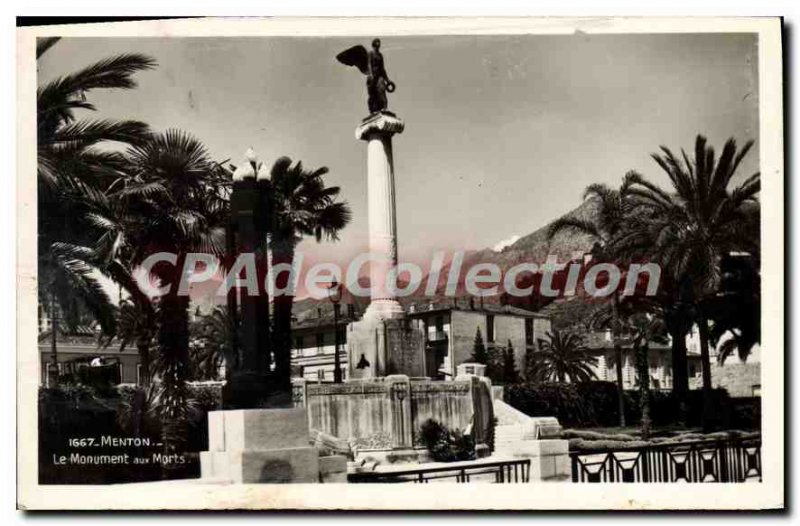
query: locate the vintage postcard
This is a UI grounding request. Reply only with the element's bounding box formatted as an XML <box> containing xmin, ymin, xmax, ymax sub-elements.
<box><xmin>17</xmin><ymin>17</ymin><xmax>784</xmax><ymax>510</ymax></box>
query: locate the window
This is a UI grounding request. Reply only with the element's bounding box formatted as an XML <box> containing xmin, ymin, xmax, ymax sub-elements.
<box><xmin>317</xmin><ymin>369</ymin><xmax>326</xmax><ymax>381</ymax></box>
<box><xmin>435</xmin><ymin>315</ymin><xmax>444</xmax><ymax>333</ymax></box>
<box><xmin>525</xmin><ymin>318</ymin><xmax>533</xmax><ymax>346</ymax></box>
<box><xmin>136</xmin><ymin>364</ymin><xmax>143</xmax><ymax>385</ymax></box>
<box><xmin>295</xmin><ymin>336</ymin><xmax>304</xmax><ymax>350</ymax></box>
<box><xmin>486</xmin><ymin>315</ymin><xmax>495</xmax><ymax>342</ymax></box>
<box><xmin>316</xmin><ymin>333</ymin><xmax>324</xmax><ymax>353</ymax></box>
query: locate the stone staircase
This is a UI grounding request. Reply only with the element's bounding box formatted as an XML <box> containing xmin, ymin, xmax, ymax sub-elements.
<box><xmin>491</xmin><ymin>399</ymin><xmax>570</xmax><ymax>481</ymax></box>
<box><xmin>493</xmin><ymin>399</ymin><xmax>561</xmax><ymax>453</ymax></box>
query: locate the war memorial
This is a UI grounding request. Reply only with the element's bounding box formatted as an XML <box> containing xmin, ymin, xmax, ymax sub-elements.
<box><xmin>198</xmin><ymin>39</ymin><xmax>569</xmax><ymax>484</ymax></box>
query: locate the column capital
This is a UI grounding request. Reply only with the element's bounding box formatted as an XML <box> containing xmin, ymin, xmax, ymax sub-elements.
<box><xmin>356</xmin><ymin>111</ymin><xmax>405</xmax><ymax>141</ymax></box>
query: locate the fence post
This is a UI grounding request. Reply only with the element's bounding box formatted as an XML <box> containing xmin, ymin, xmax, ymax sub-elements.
<box><xmin>719</xmin><ymin>440</ymin><xmax>731</xmax><ymax>482</ymax></box>
<box><xmin>387</xmin><ymin>375</ymin><xmax>413</xmax><ymax>448</ymax></box>
<box><xmin>570</xmin><ymin>454</ymin><xmax>579</xmax><ymax>482</ymax></box>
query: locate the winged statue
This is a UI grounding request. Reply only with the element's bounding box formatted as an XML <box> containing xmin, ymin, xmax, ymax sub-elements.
<box><xmin>336</xmin><ymin>39</ymin><xmax>396</xmax><ymax>114</ymax></box>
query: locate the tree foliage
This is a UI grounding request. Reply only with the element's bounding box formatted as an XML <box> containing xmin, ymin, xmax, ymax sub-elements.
<box><xmin>469</xmin><ymin>326</ymin><xmax>489</xmax><ymax>364</ymax></box>
<box><xmin>528</xmin><ymin>330</ymin><xmax>597</xmax><ymax>383</ymax></box>
<box><xmin>37</xmin><ymin>48</ymin><xmax>156</xmax><ymax>336</ymax></box>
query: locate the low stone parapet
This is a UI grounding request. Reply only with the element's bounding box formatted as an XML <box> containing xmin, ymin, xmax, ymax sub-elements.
<box><xmin>492</xmin><ymin>399</ymin><xmax>569</xmax><ymax>482</ymax></box>
<box><xmin>201</xmin><ymin>408</ymin><xmax>344</xmax><ymax>483</ymax></box>
<box><xmin>498</xmin><ymin>439</ymin><xmax>570</xmax><ymax>482</ymax></box>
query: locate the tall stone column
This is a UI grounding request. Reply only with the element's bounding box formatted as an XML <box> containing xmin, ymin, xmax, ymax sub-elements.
<box><xmin>346</xmin><ymin>112</ymin><xmax>426</xmax><ymax>380</ymax></box>
<box><xmin>356</xmin><ymin>112</ymin><xmax>405</xmax><ymax>320</ymax></box>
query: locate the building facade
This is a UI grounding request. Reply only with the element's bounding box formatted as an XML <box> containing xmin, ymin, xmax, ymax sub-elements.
<box><xmin>406</xmin><ymin>302</ymin><xmax>552</xmax><ymax>380</ymax></box>
<box><xmin>290</xmin><ymin>305</ymin><xmax>355</xmax><ymax>382</ymax></box>
<box><xmin>686</xmin><ymin>328</ymin><xmax>761</xmax><ymax>398</ymax></box>
<box><xmin>289</xmin><ymin>302</ymin><xmax>553</xmax><ymax>382</ymax></box>
<box><xmin>38</xmin><ymin>330</ymin><xmax>142</xmax><ymax>386</ymax></box>
<box><xmin>582</xmin><ymin>328</ymin><xmax>761</xmax><ymax>397</ymax></box>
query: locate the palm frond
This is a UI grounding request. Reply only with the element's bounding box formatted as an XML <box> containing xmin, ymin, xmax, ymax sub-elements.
<box><xmin>49</xmin><ymin>119</ymin><xmax>151</xmax><ymax>148</ymax></box>
<box><xmin>36</xmin><ymin>37</ymin><xmax>61</xmax><ymax>59</ymax></box>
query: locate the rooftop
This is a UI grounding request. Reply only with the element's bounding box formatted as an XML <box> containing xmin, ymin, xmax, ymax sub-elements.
<box><xmin>406</xmin><ymin>301</ymin><xmax>549</xmax><ymax>319</ymax></box>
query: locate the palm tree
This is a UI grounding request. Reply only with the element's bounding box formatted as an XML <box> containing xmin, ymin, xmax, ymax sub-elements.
<box><xmin>528</xmin><ymin>330</ymin><xmax>598</xmax><ymax>383</ymax></box>
<box><xmin>111</xmin><ymin>299</ymin><xmax>158</xmax><ymax>387</ymax></box>
<box><xmin>108</xmin><ymin>130</ymin><xmax>228</xmax><ymax>455</ymax></box>
<box><xmin>189</xmin><ymin>306</ymin><xmax>234</xmax><ymax>381</ymax></box>
<box><xmin>269</xmin><ymin>157</ymin><xmax>351</xmax><ymax>392</ymax></box>
<box><xmin>37</xmin><ymin>46</ymin><xmax>156</xmax><ymax>380</ymax></box>
<box><xmin>547</xmin><ymin>183</ymin><xmax>628</xmax><ymax>425</ymax></box>
<box><xmin>38</xmin><ymin>52</ymin><xmax>156</xmax><ymax>192</ymax></box>
<box><xmin>708</xmin><ymin>255</ymin><xmax>761</xmax><ymax>365</ymax></box>
<box><xmin>621</xmin><ymin>135</ymin><xmax>760</xmax><ymax>430</ymax></box>
<box><xmin>588</xmin><ymin>290</ymin><xmax>671</xmax><ymax>437</ymax></box>
<box><xmin>627</xmin><ymin>313</ymin><xmax>668</xmax><ymax>439</ymax></box>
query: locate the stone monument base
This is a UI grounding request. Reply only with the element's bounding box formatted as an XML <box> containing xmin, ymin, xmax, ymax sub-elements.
<box><xmin>200</xmin><ymin>407</ymin><xmax>347</xmax><ymax>483</ymax></box>
<box><xmin>346</xmin><ymin>316</ymin><xmax>426</xmax><ymax>379</ymax></box>
<box><xmin>503</xmin><ymin>439</ymin><xmax>571</xmax><ymax>482</ymax></box>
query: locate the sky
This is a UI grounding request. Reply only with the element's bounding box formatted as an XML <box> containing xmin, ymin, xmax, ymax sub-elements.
<box><xmin>38</xmin><ymin>33</ymin><xmax>759</xmax><ymax>270</ymax></box>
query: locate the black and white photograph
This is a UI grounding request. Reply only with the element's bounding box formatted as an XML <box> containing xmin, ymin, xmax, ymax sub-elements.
<box><xmin>16</xmin><ymin>17</ymin><xmax>784</xmax><ymax>510</ymax></box>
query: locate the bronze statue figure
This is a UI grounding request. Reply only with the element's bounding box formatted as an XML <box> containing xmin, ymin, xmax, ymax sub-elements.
<box><xmin>336</xmin><ymin>38</ymin><xmax>396</xmax><ymax>114</ymax></box>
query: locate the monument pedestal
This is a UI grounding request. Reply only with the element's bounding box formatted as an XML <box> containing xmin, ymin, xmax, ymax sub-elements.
<box><xmin>346</xmin><ymin>317</ymin><xmax>426</xmax><ymax>379</ymax></box>
<box><xmin>201</xmin><ymin>408</ymin><xmax>325</xmax><ymax>483</ymax></box>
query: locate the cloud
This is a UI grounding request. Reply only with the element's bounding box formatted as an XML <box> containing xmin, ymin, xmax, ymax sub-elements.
<box><xmin>493</xmin><ymin>234</ymin><xmax>520</xmax><ymax>252</ymax></box>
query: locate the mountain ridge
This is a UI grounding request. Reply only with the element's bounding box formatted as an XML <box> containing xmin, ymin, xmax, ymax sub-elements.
<box><xmin>292</xmin><ymin>198</ymin><xmax>599</xmax><ymax>321</ymax></box>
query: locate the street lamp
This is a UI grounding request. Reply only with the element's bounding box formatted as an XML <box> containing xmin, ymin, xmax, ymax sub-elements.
<box><xmin>245</xmin><ymin>146</ymin><xmax>258</xmax><ymax>167</ymax></box>
<box><xmin>328</xmin><ymin>279</ymin><xmax>343</xmax><ymax>383</ymax></box>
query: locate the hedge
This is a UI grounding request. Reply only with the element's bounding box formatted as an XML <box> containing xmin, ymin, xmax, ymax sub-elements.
<box><xmin>505</xmin><ymin>381</ymin><xmax>758</xmax><ymax>429</ymax></box>
<box><xmin>505</xmin><ymin>381</ymin><xmax>619</xmax><ymax>427</ymax></box>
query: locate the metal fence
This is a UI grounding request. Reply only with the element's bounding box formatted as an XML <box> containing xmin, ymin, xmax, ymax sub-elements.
<box><xmin>349</xmin><ymin>458</ymin><xmax>530</xmax><ymax>483</ymax></box>
<box><xmin>570</xmin><ymin>438</ymin><xmax>762</xmax><ymax>483</ymax></box>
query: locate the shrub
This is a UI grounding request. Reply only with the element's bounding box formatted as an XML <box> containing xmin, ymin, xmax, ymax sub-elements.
<box><xmin>505</xmin><ymin>382</ymin><xmax>605</xmax><ymax>427</ymax></box>
<box><xmin>419</xmin><ymin>419</ymin><xmax>475</xmax><ymax>462</ymax></box>
<box><xmin>624</xmin><ymin>388</ymin><xmax>734</xmax><ymax>428</ymax></box>
<box><xmin>729</xmin><ymin>397</ymin><xmax>761</xmax><ymax>430</ymax></box>
<box><xmin>506</xmin><ymin>381</ymin><xmax>743</xmax><ymax>430</ymax></box>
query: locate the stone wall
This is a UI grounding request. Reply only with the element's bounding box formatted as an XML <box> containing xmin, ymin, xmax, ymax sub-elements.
<box><xmin>304</xmin><ymin>381</ymin><xmax>393</xmax><ymax>449</ymax></box>
<box><xmin>296</xmin><ymin>376</ymin><xmax>492</xmax><ymax>451</ymax></box>
<box><xmin>689</xmin><ymin>361</ymin><xmax>761</xmax><ymax>398</ymax></box>
<box><xmin>408</xmin><ymin>381</ymin><xmax>476</xmax><ymax>444</ymax></box>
